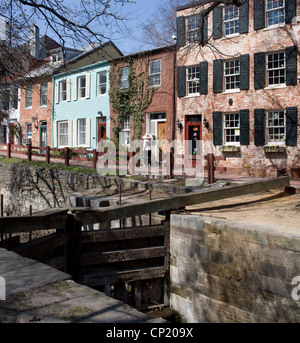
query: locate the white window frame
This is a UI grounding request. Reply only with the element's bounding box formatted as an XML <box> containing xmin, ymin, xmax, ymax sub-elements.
<box><xmin>149</xmin><ymin>59</ymin><xmax>161</xmax><ymax>87</ymax></box>
<box><xmin>25</xmin><ymin>85</ymin><xmax>32</xmax><ymax>108</ymax></box>
<box><xmin>78</xmin><ymin>118</ymin><xmax>86</xmax><ymax>146</ymax></box>
<box><xmin>25</xmin><ymin>122</ymin><xmax>32</xmax><ymax>140</ymax></box>
<box><xmin>266</xmin><ymin>0</ymin><xmax>285</xmax><ymax>28</ymax></box>
<box><xmin>120</xmin><ymin>115</ymin><xmax>131</xmax><ymax>145</ymax></box>
<box><xmin>97</xmin><ymin>71</ymin><xmax>107</xmax><ymax>96</ymax></box>
<box><xmin>60</xmin><ymin>80</ymin><xmax>67</xmax><ymax>102</ymax></box>
<box><xmin>40</xmin><ymin>82</ymin><xmax>48</xmax><ymax>107</ymax></box>
<box><xmin>78</xmin><ymin>76</ymin><xmax>86</xmax><ymax>99</ymax></box>
<box><xmin>223</xmin><ymin>5</ymin><xmax>239</xmax><ymax>36</ymax></box>
<box><xmin>186</xmin><ymin>15</ymin><xmax>200</xmax><ymax>44</ymax></box>
<box><xmin>224</xmin><ymin>59</ymin><xmax>240</xmax><ymax>91</ymax></box>
<box><xmin>223</xmin><ymin>113</ymin><xmax>240</xmax><ymax>145</ymax></box>
<box><xmin>187</xmin><ymin>66</ymin><xmax>200</xmax><ymax>95</ymax></box>
<box><xmin>120</xmin><ymin>67</ymin><xmax>130</xmax><ymax>89</ymax></box>
<box><xmin>266</xmin><ymin>51</ymin><xmax>286</xmax><ymax>87</ymax></box>
<box><xmin>266</xmin><ymin>110</ymin><xmax>286</xmax><ymax>145</ymax></box>
<box><xmin>58</xmin><ymin>121</ymin><xmax>69</xmax><ymax>147</ymax></box>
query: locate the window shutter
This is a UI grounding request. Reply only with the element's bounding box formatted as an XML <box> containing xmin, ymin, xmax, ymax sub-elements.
<box><xmin>285</xmin><ymin>0</ymin><xmax>296</xmax><ymax>24</ymax></box>
<box><xmin>213</xmin><ymin>6</ymin><xmax>222</xmax><ymax>39</ymax></box>
<box><xmin>86</xmin><ymin>74</ymin><xmax>90</xmax><ymax>99</ymax></box>
<box><xmin>73</xmin><ymin>77</ymin><xmax>77</xmax><ymax>101</ymax></box>
<box><xmin>213</xmin><ymin>59</ymin><xmax>223</xmax><ymax>93</ymax></box>
<box><xmin>240</xmin><ymin>109</ymin><xmax>250</xmax><ymax>145</ymax></box>
<box><xmin>213</xmin><ymin>111</ymin><xmax>223</xmax><ymax>146</ymax></box>
<box><xmin>254</xmin><ymin>109</ymin><xmax>265</xmax><ymax>146</ymax></box>
<box><xmin>239</xmin><ymin>0</ymin><xmax>249</xmax><ymax>34</ymax></box>
<box><xmin>199</xmin><ymin>14</ymin><xmax>208</xmax><ymax>44</ymax></box>
<box><xmin>73</xmin><ymin>119</ymin><xmax>77</xmax><ymax>147</ymax></box>
<box><xmin>68</xmin><ymin>120</ymin><xmax>72</xmax><ymax>147</ymax></box>
<box><xmin>67</xmin><ymin>79</ymin><xmax>71</xmax><ymax>102</ymax></box>
<box><xmin>254</xmin><ymin>52</ymin><xmax>265</xmax><ymax>89</ymax></box>
<box><xmin>55</xmin><ymin>81</ymin><xmax>59</xmax><ymax>104</ymax></box>
<box><xmin>177</xmin><ymin>66</ymin><xmax>186</xmax><ymax>98</ymax></box>
<box><xmin>240</xmin><ymin>54</ymin><xmax>250</xmax><ymax>90</ymax></box>
<box><xmin>52</xmin><ymin>120</ymin><xmax>57</xmax><ymax>147</ymax></box>
<box><xmin>199</xmin><ymin>61</ymin><xmax>208</xmax><ymax>95</ymax></box>
<box><xmin>253</xmin><ymin>0</ymin><xmax>264</xmax><ymax>30</ymax></box>
<box><xmin>286</xmin><ymin>46</ymin><xmax>297</xmax><ymax>86</ymax></box>
<box><xmin>86</xmin><ymin>118</ymin><xmax>91</xmax><ymax>147</ymax></box>
<box><xmin>286</xmin><ymin>107</ymin><xmax>298</xmax><ymax>146</ymax></box>
<box><xmin>176</xmin><ymin>16</ymin><xmax>185</xmax><ymax>47</ymax></box>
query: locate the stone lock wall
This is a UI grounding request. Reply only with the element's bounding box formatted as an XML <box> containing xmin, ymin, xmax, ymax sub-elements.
<box><xmin>170</xmin><ymin>214</ymin><xmax>300</xmax><ymax>323</ymax></box>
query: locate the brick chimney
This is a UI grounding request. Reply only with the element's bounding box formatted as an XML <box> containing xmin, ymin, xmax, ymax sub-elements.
<box><xmin>30</xmin><ymin>24</ymin><xmax>40</xmax><ymax>59</ymax></box>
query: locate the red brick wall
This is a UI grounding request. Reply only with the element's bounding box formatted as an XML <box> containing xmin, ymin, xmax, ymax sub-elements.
<box><xmin>176</xmin><ymin>0</ymin><xmax>300</xmax><ymax>177</ymax></box>
<box><xmin>20</xmin><ymin>76</ymin><xmax>53</xmax><ymax>147</ymax></box>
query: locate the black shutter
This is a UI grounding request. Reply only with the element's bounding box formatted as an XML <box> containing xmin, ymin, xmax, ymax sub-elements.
<box><xmin>213</xmin><ymin>111</ymin><xmax>223</xmax><ymax>146</ymax></box>
<box><xmin>200</xmin><ymin>15</ymin><xmax>208</xmax><ymax>44</ymax></box>
<box><xmin>199</xmin><ymin>61</ymin><xmax>208</xmax><ymax>95</ymax></box>
<box><xmin>286</xmin><ymin>107</ymin><xmax>298</xmax><ymax>146</ymax></box>
<box><xmin>253</xmin><ymin>0</ymin><xmax>264</xmax><ymax>30</ymax></box>
<box><xmin>240</xmin><ymin>54</ymin><xmax>250</xmax><ymax>90</ymax></box>
<box><xmin>286</xmin><ymin>46</ymin><xmax>297</xmax><ymax>85</ymax></box>
<box><xmin>254</xmin><ymin>109</ymin><xmax>265</xmax><ymax>146</ymax></box>
<box><xmin>213</xmin><ymin>6</ymin><xmax>222</xmax><ymax>39</ymax></box>
<box><xmin>240</xmin><ymin>109</ymin><xmax>250</xmax><ymax>145</ymax></box>
<box><xmin>254</xmin><ymin>52</ymin><xmax>265</xmax><ymax>89</ymax></box>
<box><xmin>239</xmin><ymin>0</ymin><xmax>249</xmax><ymax>34</ymax></box>
<box><xmin>213</xmin><ymin>59</ymin><xmax>223</xmax><ymax>93</ymax></box>
<box><xmin>177</xmin><ymin>66</ymin><xmax>186</xmax><ymax>98</ymax></box>
<box><xmin>285</xmin><ymin>0</ymin><xmax>296</xmax><ymax>24</ymax></box>
<box><xmin>176</xmin><ymin>16</ymin><xmax>185</xmax><ymax>47</ymax></box>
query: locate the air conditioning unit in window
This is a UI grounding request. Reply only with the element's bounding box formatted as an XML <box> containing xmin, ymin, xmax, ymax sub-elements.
<box><xmin>22</xmin><ymin>138</ymin><xmax>32</xmax><ymax>145</ymax></box>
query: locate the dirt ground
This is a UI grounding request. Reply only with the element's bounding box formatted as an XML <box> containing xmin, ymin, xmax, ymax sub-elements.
<box><xmin>185</xmin><ymin>189</ymin><xmax>300</xmax><ymax>232</ymax></box>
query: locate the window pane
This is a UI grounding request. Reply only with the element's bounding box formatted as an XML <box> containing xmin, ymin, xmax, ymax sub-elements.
<box><xmin>78</xmin><ymin>119</ymin><xmax>86</xmax><ymax>146</ymax></box>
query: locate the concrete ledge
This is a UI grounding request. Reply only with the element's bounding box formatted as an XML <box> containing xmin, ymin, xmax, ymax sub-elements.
<box><xmin>0</xmin><ymin>248</ymin><xmax>166</xmax><ymax>323</ymax></box>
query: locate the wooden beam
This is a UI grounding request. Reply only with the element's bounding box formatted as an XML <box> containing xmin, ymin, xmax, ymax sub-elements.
<box><xmin>74</xmin><ymin>177</ymin><xmax>290</xmax><ymax>225</ymax></box>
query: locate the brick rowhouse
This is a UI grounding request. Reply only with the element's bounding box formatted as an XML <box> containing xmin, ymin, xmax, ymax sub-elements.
<box><xmin>176</xmin><ymin>0</ymin><xmax>300</xmax><ymax>178</ymax></box>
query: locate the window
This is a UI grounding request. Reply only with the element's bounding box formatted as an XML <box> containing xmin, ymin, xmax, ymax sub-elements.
<box><xmin>25</xmin><ymin>123</ymin><xmax>32</xmax><ymax>142</ymax></box>
<box><xmin>78</xmin><ymin>119</ymin><xmax>86</xmax><ymax>146</ymax></box>
<box><xmin>78</xmin><ymin>76</ymin><xmax>86</xmax><ymax>99</ymax></box>
<box><xmin>187</xmin><ymin>66</ymin><xmax>200</xmax><ymax>95</ymax></box>
<box><xmin>224</xmin><ymin>59</ymin><xmax>240</xmax><ymax>91</ymax></box>
<box><xmin>266</xmin><ymin>0</ymin><xmax>285</xmax><ymax>27</ymax></box>
<box><xmin>40</xmin><ymin>82</ymin><xmax>48</xmax><ymax>107</ymax></box>
<box><xmin>120</xmin><ymin>115</ymin><xmax>130</xmax><ymax>145</ymax></box>
<box><xmin>58</xmin><ymin>121</ymin><xmax>69</xmax><ymax>146</ymax></box>
<box><xmin>120</xmin><ymin>67</ymin><xmax>130</xmax><ymax>89</ymax></box>
<box><xmin>186</xmin><ymin>15</ymin><xmax>200</xmax><ymax>43</ymax></box>
<box><xmin>11</xmin><ymin>87</ymin><xmax>18</xmax><ymax>109</ymax></box>
<box><xmin>266</xmin><ymin>110</ymin><xmax>285</xmax><ymax>144</ymax></box>
<box><xmin>223</xmin><ymin>5</ymin><xmax>239</xmax><ymax>36</ymax></box>
<box><xmin>149</xmin><ymin>60</ymin><xmax>161</xmax><ymax>87</ymax></box>
<box><xmin>25</xmin><ymin>85</ymin><xmax>32</xmax><ymax>108</ymax></box>
<box><xmin>224</xmin><ymin>113</ymin><xmax>240</xmax><ymax>144</ymax></box>
<box><xmin>266</xmin><ymin>52</ymin><xmax>286</xmax><ymax>86</ymax></box>
<box><xmin>60</xmin><ymin>80</ymin><xmax>67</xmax><ymax>102</ymax></box>
<box><xmin>97</xmin><ymin>71</ymin><xmax>107</xmax><ymax>96</ymax></box>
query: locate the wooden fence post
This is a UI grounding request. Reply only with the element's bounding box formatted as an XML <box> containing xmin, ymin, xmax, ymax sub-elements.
<box><xmin>65</xmin><ymin>214</ymin><xmax>82</xmax><ymax>282</ymax></box>
<box><xmin>46</xmin><ymin>146</ymin><xmax>50</xmax><ymax>164</ymax></box>
<box><xmin>27</xmin><ymin>143</ymin><xmax>32</xmax><ymax>162</ymax></box>
<box><xmin>64</xmin><ymin>147</ymin><xmax>69</xmax><ymax>167</ymax></box>
<box><xmin>207</xmin><ymin>153</ymin><xmax>215</xmax><ymax>184</ymax></box>
<box><xmin>7</xmin><ymin>143</ymin><xmax>11</xmax><ymax>159</ymax></box>
<box><xmin>93</xmin><ymin>149</ymin><xmax>97</xmax><ymax>170</ymax></box>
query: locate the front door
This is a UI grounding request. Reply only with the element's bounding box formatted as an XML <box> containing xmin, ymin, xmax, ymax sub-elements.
<box><xmin>40</xmin><ymin>123</ymin><xmax>47</xmax><ymax>154</ymax></box>
<box><xmin>185</xmin><ymin>116</ymin><xmax>202</xmax><ymax>167</ymax></box>
<box><xmin>97</xmin><ymin>118</ymin><xmax>107</xmax><ymax>142</ymax></box>
<box><xmin>157</xmin><ymin>122</ymin><xmax>166</xmax><ymax>164</ymax></box>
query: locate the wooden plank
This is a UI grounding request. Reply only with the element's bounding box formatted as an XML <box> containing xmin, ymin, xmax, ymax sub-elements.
<box><xmin>81</xmin><ymin>225</ymin><xmax>166</xmax><ymax>244</ymax></box>
<box><xmin>82</xmin><ymin>246</ymin><xmax>166</xmax><ymax>265</ymax></box>
<box><xmin>82</xmin><ymin>266</ymin><xmax>166</xmax><ymax>286</ymax></box>
<box><xmin>75</xmin><ymin>177</ymin><xmax>290</xmax><ymax>225</ymax></box>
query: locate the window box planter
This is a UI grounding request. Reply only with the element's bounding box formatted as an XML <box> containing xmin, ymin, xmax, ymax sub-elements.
<box><xmin>220</xmin><ymin>145</ymin><xmax>240</xmax><ymax>152</ymax></box>
<box><xmin>264</xmin><ymin>146</ymin><xmax>286</xmax><ymax>153</ymax></box>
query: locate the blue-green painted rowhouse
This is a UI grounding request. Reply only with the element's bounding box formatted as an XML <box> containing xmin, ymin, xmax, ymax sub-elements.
<box><xmin>52</xmin><ymin>42</ymin><xmax>123</xmax><ymax>150</ymax></box>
